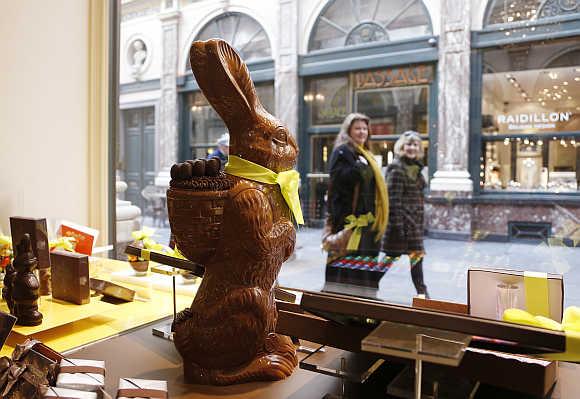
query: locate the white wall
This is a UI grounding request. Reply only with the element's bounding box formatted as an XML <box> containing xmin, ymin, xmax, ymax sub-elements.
<box><xmin>0</xmin><ymin>1</ymin><xmax>90</xmax><ymax>235</ymax></box>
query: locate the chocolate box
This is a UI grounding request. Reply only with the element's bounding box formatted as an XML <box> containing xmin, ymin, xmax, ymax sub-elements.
<box><xmin>116</xmin><ymin>378</ymin><xmax>167</xmax><ymax>399</ymax></box>
<box><xmin>44</xmin><ymin>387</ymin><xmax>98</xmax><ymax>399</ymax></box>
<box><xmin>90</xmin><ymin>278</ymin><xmax>135</xmax><ymax>302</ymax></box>
<box><xmin>56</xmin><ymin>358</ymin><xmax>105</xmax><ymax>392</ymax></box>
<box><xmin>50</xmin><ymin>251</ymin><xmax>90</xmax><ymax>305</ymax></box>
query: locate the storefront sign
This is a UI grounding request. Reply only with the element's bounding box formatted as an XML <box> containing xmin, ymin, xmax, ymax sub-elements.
<box><xmin>354</xmin><ymin>65</ymin><xmax>433</xmax><ymax>90</ymax></box>
<box><xmin>497</xmin><ymin>112</ymin><xmax>573</xmax><ymax>130</ymax></box>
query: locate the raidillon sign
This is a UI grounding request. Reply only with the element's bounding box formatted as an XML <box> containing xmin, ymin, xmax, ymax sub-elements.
<box><xmin>497</xmin><ymin>112</ymin><xmax>573</xmax><ymax>130</ymax></box>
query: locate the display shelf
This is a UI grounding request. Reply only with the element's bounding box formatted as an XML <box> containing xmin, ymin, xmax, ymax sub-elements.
<box><xmin>0</xmin><ymin>257</ymin><xmax>198</xmax><ymax>357</ymax></box>
<box><xmin>0</xmin><ymin>295</ymin><xmax>116</xmax><ymax>338</ymax></box>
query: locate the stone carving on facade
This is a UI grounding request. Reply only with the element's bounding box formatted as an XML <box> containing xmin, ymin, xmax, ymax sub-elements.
<box><xmin>129</xmin><ymin>39</ymin><xmax>148</xmax><ymax>80</ymax></box>
<box><xmin>540</xmin><ymin>0</ymin><xmax>579</xmax><ymax>18</ymax></box>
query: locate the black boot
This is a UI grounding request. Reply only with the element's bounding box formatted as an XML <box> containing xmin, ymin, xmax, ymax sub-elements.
<box><xmin>411</xmin><ymin>259</ymin><xmax>429</xmax><ymax>299</ymax></box>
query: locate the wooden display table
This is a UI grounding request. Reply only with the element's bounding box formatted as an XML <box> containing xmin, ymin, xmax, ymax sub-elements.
<box><xmin>68</xmin><ymin>318</ymin><xmax>580</xmax><ymax>398</ymax></box>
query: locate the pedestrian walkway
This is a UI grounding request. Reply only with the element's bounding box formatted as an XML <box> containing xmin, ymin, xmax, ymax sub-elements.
<box><xmin>278</xmin><ymin>227</ymin><xmax>580</xmax><ymax>308</ymax></box>
<box><xmin>140</xmin><ymin>220</ymin><xmax>579</xmax><ymax>308</ymax></box>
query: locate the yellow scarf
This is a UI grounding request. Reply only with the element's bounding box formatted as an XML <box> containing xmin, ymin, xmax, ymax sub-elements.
<box><xmin>224</xmin><ymin>155</ymin><xmax>304</xmax><ymax>225</ymax></box>
<box><xmin>356</xmin><ymin>145</ymin><xmax>389</xmax><ymax>241</ymax></box>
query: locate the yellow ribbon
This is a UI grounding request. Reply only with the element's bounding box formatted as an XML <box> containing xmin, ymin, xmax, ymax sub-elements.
<box><xmin>524</xmin><ymin>271</ymin><xmax>550</xmax><ymax>318</ymax></box>
<box><xmin>224</xmin><ymin>155</ymin><xmax>304</xmax><ymax>225</ymax></box>
<box><xmin>344</xmin><ymin>213</ymin><xmax>375</xmax><ymax>251</ymax></box>
<box><xmin>356</xmin><ymin>145</ymin><xmax>389</xmax><ymax>241</ymax></box>
<box><xmin>503</xmin><ymin>306</ymin><xmax>580</xmax><ymax>361</ymax></box>
<box><xmin>49</xmin><ymin>237</ymin><xmax>77</xmax><ymax>252</ymax></box>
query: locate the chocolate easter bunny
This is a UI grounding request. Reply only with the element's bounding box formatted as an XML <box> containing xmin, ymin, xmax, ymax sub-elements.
<box><xmin>168</xmin><ymin>39</ymin><xmax>298</xmax><ymax>385</ymax></box>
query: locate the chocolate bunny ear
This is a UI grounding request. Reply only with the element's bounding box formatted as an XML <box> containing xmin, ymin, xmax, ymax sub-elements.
<box><xmin>189</xmin><ymin>39</ymin><xmax>262</xmax><ymax>131</ymax></box>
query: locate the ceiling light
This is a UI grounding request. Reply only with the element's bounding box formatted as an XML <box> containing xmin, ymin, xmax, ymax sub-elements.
<box><xmin>541</xmin><ymin>102</ymin><xmax>546</xmax><ymax>106</ymax></box>
<box><xmin>538</xmin><ymin>139</ymin><xmax>543</xmax><ymax>146</ymax></box>
<box><xmin>563</xmin><ymin>81</ymin><xmax>569</xmax><ymax>85</ymax></box>
<box><xmin>549</xmin><ymin>72</ymin><xmax>558</xmax><ymax>80</ymax></box>
<box><xmin>575</xmin><ymin>77</ymin><xmax>580</xmax><ymax>81</ymax></box>
<box><xmin>553</xmin><ymin>85</ymin><xmax>559</xmax><ymax>89</ymax></box>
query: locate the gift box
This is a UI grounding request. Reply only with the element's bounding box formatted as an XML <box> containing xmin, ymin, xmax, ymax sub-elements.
<box><xmin>50</xmin><ymin>251</ymin><xmax>90</xmax><ymax>305</ymax></box>
<box><xmin>56</xmin><ymin>358</ymin><xmax>105</xmax><ymax>392</ymax></box>
<box><xmin>43</xmin><ymin>386</ymin><xmax>98</xmax><ymax>399</ymax></box>
<box><xmin>116</xmin><ymin>378</ymin><xmax>167</xmax><ymax>399</ymax></box>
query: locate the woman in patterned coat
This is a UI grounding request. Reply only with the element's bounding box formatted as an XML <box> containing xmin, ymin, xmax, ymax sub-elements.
<box><xmin>382</xmin><ymin>131</ymin><xmax>429</xmax><ymax>297</ymax></box>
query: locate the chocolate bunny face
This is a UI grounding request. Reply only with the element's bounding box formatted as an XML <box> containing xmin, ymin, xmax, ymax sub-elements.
<box><xmin>189</xmin><ymin>39</ymin><xmax>298</xmax><ymax>173</ymax></box>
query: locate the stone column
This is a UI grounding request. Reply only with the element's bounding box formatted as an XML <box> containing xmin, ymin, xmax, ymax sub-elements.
<box><xmin>275</xmin><ymin>0</ymin><xmax>299</xmax><ymax>136</ymax></box>
<box><xmin>155</xmin><ymin>0</ymin><xmax>180</xmax><ymax>187</ymax></box>
<box><xmin>430</xmin><ymin>0</ymin><xmax>473</xmax><ymax>192</ymax></box>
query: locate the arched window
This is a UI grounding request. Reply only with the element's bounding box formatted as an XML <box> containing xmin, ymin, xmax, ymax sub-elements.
<box><xmin>187</xmin><ymin>12</ymin><xmax>271</xmax><ymax>71</ymax></box>
<box><xmin>308</xmin><ymin>0</ymin><xmax>432</xmax><ymax>52</ymax></box>
<box><xmin>484</xmin><ymin>0</ymin><xmax>580</xmax><ymax>26</ymax></box>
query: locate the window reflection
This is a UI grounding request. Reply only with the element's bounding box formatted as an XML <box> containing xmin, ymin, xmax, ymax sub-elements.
<box><xmin>188</xmin><ymin>84</ymin><xmax>275</xmax><ymax>159</ymax></box>
<box><xmin>481</xmin><ymin>38</ymin><xmax>580</xmax><ymax>192</ymax></box>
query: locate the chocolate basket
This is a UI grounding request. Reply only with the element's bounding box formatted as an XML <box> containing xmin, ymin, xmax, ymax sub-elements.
<box><xmin>167</xmin><ymin>175</ymin><xmax>233</xmax><ymax>264</ymax></box>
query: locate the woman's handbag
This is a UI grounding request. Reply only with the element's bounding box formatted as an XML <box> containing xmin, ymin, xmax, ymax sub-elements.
<box><xmin>321</xmin><ymin>184</ymin><xmax>359</xmax><ymax>257</ymax></box>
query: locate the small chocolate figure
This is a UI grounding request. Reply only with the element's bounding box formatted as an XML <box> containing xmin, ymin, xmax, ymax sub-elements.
<box><xmin>11</xmin><ymin>235</ymin><xmax>42</xmax><ymax>326</ymax></box>
<box><xmin>2</xmin><ymin>263</ymin><xmax>16</xmax><ymax>313</ymax></box>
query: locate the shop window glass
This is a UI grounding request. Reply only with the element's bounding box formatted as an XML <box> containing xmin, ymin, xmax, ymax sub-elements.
<box><xmin>309</xmin><ymin>0</ymin><xmax>432</xmax><ymax>51</ymax></box>
<box><xmin>481</xmin><ymin>38</ymin><xmax>580</xmax><ymax>192</ymax></box>
<box><xmin>186</xmin><ymin>12</ymin><xmax>271</xmax><ymax>71</ymax></box>
<box><xmin>188</xmin><ymin>84</ymin><xmax>275</xmax><ymax>159</ymax></box>
<box><xmin>485</xmin><ymin>0</ymin><xmax>580</xmax><ymax>26</ymax></box>
<box><xmin>355</xmin><ymin>86</ymin><xmax>429</xmax><ymax>135</ymax></box>
<box><xmin>305</xmin><ymin>76</ymin><xmax>349</xmax><ymax>126</ymax></box>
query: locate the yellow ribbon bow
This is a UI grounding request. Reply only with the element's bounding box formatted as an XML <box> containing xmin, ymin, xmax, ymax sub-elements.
<box><xmin>131</xmin><ymin>227</ymin><xmax>155</xmax><ymax>242</ymax></box>
<box><xmin>225</xmin><ymin>155</ymin><xmax>304</xmax><ymax>225</ymax></box>
<box><xmin>49</xmin><ymin>237</ymin><xmax>77</xmax><ymax>252</ymax></box>
<box><xmin>503</xmin><ymin>306</ymin><xmax>580</xmax><ymax>361</ymax></box>
<box><xmin>344</xmin><ymin>212</ymin><xmax>375</xmax><ymax>251</ymax></box>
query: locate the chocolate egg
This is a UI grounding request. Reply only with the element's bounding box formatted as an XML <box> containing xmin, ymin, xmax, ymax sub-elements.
<box><xmin>170</xmin><ymin>163</ymin><xmax>180</xmax><ymax>180</ymax></box>
<box><xmin>205</xmin><ymin>157</ymin><xmax>220</xmax><ymax>176</ymax></box>
<box><xmin>178</xmin><ymin>162</ymin><xmax>193</xmax><ymax>179</ymax></box>
<box><xmin>191</xmin><ymin>159</ymin><xmax>206</xmax><ymax>176</ymax></box>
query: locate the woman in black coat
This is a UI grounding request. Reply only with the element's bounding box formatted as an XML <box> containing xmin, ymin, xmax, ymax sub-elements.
<box><xmin>382</xmin><ymin>131</ymin><xmax>429</xmax><ymax>297</ymax></box>
<box><xmin>325</xmin><ymin>113</ymin><xmax>388</xmax><ymax>288</ymax></box>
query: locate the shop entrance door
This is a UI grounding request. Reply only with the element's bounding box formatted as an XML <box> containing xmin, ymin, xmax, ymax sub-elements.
<box><xmin>122</xmin><ymin>107</ymin><xmax>156</xmax><ymax>211</ymax></box>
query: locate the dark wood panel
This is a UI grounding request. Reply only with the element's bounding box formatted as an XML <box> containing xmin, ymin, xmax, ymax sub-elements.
<box><xmin>300</xmin><ymin>291</ymin><xmax>566</xmax><ymax>353</ymax></box>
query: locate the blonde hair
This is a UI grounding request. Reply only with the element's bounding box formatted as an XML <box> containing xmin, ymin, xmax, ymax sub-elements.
<box><xmin>394</xmin><ymin>131</ymin><xmax>424</xmax><ymax>160</ymax></box>
<box><xmin>333</xmin><ymin>113</ymin><xmax>371</xmax><ymax>150</ymax></box>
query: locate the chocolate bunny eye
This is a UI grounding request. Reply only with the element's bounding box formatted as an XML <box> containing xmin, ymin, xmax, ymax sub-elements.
<box><xmin>272</xmin><ymin>127</ymin><xmax>288</xmax><ymax>145</ymax></box>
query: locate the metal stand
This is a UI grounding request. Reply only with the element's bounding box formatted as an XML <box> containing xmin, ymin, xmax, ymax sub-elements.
<box><xmin>362</xmin><ymin>321</ymin><xmax>478</xmax><ymax>399</ymax></box>
<box><xmin>152</xmin><ymin>271</ymin><xmax>177</xmax><ymax>341</ymax></box>
<box><xmin>300</xmin><ymin>345</ymin><xmax>385</xmax><ymax>399</ymax></box>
